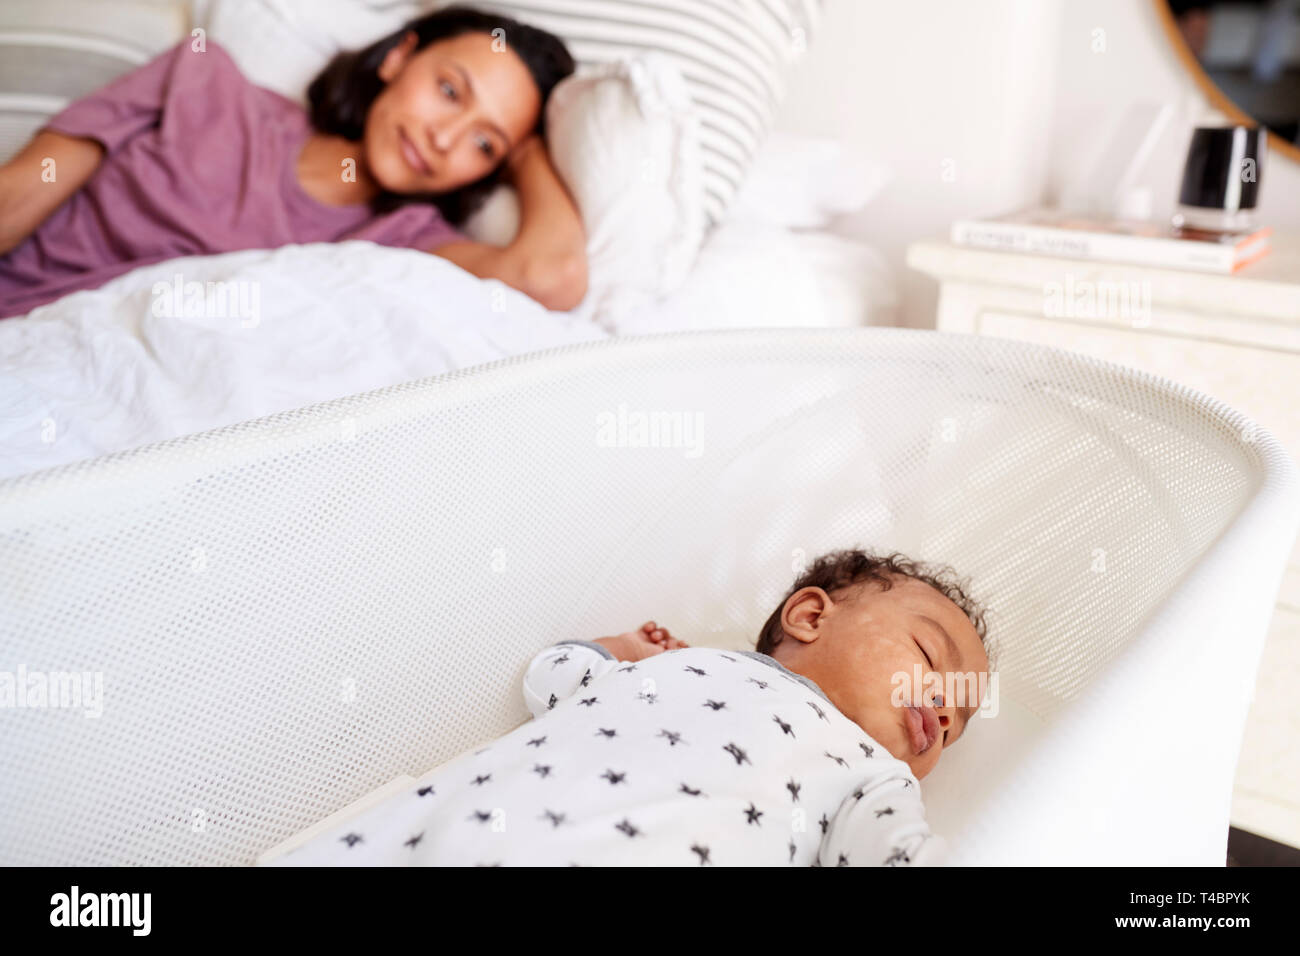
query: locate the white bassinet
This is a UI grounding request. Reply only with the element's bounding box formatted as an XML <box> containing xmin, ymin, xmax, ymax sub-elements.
<box><xmin>1</xmin><ymin>328</ymin><xmax>1296</xmax><ymax>866</ymax></box>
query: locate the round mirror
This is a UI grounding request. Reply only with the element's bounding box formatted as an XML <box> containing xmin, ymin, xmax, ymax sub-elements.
<box><xmin>1154</xmin><ymin>0</ymin><xmax>1300</xmax><ymax>164</ymax></box>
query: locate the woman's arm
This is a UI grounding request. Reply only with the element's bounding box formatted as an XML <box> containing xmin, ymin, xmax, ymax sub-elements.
<box><xmin>431</xmin><ymin>133</ymin><xmax>588</xmax><ymax>312</ymax></box>
<box><xmin>0</xmin><ymin>131</ymin><xmax>105</xmax><ymax>256</ymax></box>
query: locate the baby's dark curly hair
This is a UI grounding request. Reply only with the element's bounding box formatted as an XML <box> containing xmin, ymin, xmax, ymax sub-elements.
<box><xmin>755</xmin><ymin>549</ymin><xmax>993</xmax><ymax>666</ymax></box>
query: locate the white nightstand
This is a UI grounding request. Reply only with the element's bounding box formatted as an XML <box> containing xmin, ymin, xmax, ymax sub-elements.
<box><xmin>908</xmin><ymin>232</ymin><xmax>1300</xmax><ymax>849</ymax></box>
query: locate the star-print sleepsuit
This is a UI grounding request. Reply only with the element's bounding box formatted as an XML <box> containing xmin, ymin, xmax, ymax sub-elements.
<box><xmin>266</xmin><ymin>642</ymin><xmax>948</xmax><ymax>867</ymax></box>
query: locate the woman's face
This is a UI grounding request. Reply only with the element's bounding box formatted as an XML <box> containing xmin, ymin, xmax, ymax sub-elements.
<box><xmin>364</xmin><ymin>30</ymin><xmax>541</xmax><ymax>194</ymax></box>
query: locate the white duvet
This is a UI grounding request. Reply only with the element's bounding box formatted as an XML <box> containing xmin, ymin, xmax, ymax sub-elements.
<box><xmin>0</xmin><ymin>222</ymin><xmax>893</xmax><ymax>481</ymax></box>
<box><xmin>0</xmin><ymin>241</ymin><xmax>607</xmax><ymax>481</ymax></box>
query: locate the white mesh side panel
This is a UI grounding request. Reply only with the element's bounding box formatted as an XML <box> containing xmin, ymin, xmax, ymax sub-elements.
<box><xmin>1</xmin><ymin>328</ymin><xmax>1296</xmax><ymax>866</ymax></box>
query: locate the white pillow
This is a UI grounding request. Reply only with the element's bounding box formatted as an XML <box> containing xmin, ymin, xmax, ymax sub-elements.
<box><xmin>453</xmin><ymin>0</ymin><xmax>822</xmax><ymax>228</ymax></box>
<box><xmin>193</xmin><ymin>0</ymin><xmax>409</xmax><ymax>105</ymax></box>
<box><xmin>544</xmin><ymin>54</ymin><xmax>705</xmax><ymax>329</ymax></box>
<box><xmin>609</xmin><ymin>221</ymin><xmax>899</xmax><ymax>336</ymax></box>
<box><xmin>462</xmin><ymin>55</ymin><xmax>706</xmax><ymax>328</ymax></box>
<box><xmin>729</xmin><ymin>131</ymin><xmax>893</xmax><ymax>230</ymax></box>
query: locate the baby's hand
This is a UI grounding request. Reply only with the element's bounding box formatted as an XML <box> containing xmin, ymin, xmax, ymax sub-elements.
<box><xmin>597</xmin><ymin>621</ymin><xmax>689</xmax><ymax>661</ymax></box>
<box><xmin>634</xmin><ymin>620</ymin><xmax>689</xmax><ymax>653</ymax></box>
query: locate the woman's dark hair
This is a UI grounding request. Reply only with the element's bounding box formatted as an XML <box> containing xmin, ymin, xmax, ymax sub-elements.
<box><xmin>755</xmin><ymin>549</ymin><xmax>995</xmax><ymax>669</ymax></box>
<box><xmin>307</xmin><ymin>4</ymin><xmax>575</xmax><ymax>224</ymax></box>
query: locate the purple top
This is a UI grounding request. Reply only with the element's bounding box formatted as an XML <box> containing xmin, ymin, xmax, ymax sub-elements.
<box><xmin>0</xmin><ymin>40</ymin><xmax>465</xmax><ymax>319</ymax></box>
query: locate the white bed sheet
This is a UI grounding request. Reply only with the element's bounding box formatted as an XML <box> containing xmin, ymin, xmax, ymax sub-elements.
<box><xmin>603</xmin><ymin>220</ymin><xmax>897</xmax><ymax>335</ymax></box>
<box><xmin>0</xmin><ymin>224</ymin><xmax>892</xmax><ymax>481</ymax></box>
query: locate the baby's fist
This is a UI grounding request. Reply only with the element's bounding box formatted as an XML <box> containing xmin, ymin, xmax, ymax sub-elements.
<box><xmin>598</xmin><ymin>621</ymin><xmax>689</xmax><ymax>661</ymax></box>
<box><xmin>637</xmin><ymin>620</ymin><xmax>688</xmax><ymax>651</ymax></box>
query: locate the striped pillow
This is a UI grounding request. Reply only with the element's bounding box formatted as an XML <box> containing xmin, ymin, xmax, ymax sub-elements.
<box><xmin>444</xmin><ymin>0</ymin><xmax>822</xmax><ymax>228</ymax></box>
<box><xmin>0</xmin><ymin>0</ymin><xmax>187</xmax><ymax>163</ymax></box>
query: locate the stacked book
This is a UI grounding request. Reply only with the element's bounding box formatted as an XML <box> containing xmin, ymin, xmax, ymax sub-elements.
<box><xmin>951</xmin><ymin>208</ymin><xmax>1271</xmax><ymax>274</ymax></box>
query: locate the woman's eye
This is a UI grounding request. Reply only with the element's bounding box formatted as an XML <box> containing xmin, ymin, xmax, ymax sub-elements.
<box><xmin>476</xmin><ymin>136</ymin><xmax>495</xmax><ymax>158</ymax></box>
<box><xmin>440</xmin><ymin>80</ymin><xmax>457</xmax><ymax>100</ymax></box>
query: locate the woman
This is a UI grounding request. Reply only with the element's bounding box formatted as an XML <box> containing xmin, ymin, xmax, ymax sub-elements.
<box><xmin>0</xmin><ymin>5</ymin><xmax>587</xmax><ymax>319</ymax></box>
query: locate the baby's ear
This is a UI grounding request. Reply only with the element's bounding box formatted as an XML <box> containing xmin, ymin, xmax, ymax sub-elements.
<box><xmin>782</xmin><ymin>587</ymin><xmax>831</xmax><ymax>642</ymax></box>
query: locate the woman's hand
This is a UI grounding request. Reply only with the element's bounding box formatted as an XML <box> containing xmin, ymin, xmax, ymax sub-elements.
<box><xmin>595</xmin><ymin>621</ymin><xmax>690</xmax><ymax>662</ymax></box>
<box><xmin>433</xmin><ymin>129</ymin><xmax>587</xmax><ymax>312</ymax></box>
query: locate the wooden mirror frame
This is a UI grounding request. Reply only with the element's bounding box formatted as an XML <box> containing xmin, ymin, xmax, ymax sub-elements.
<box><xmin>1152</xmin><ymin>0</ymin><xmax>1300</xmax><ymax>165</ymax></box>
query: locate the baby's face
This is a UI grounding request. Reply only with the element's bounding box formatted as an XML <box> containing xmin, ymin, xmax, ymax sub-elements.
<box><xmin>769</xmin><ymin>575</ymin><xmax>988</xmax><ymax>780</ymax></box>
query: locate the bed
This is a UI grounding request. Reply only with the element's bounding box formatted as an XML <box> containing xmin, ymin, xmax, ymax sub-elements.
<box><xmin>0</xmin><ymin>0</ymin><xmax>894</xmax><ymax>480</ymax></box>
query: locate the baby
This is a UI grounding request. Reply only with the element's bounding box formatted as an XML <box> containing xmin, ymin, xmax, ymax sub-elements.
<box><xmin>266</xmin><ymin>548</ymin><xmax>991</xmax><ymax>867</ymax></box>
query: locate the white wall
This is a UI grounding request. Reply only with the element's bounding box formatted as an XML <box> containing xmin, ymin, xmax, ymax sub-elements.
<box><xmin>774</xmin><ymin>0</ymin><xmax>1067</xmax><ymax>328</ymax></box>
<box><xmin>775</xmin><ymin>0</ymin><xmax>1300</xmax><ymax>330</ymax></box>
